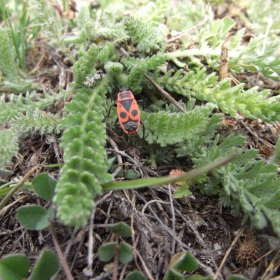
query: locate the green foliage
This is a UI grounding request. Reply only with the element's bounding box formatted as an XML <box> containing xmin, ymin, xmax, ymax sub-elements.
<box><xmin>244</xmin><ymin>0</ymin><xmax>280</xmax><ymax>37</ymax></box>
<box><xmin>97</xmin><ymin>41</ymin><xmax>117</xmax><ymax>63</ymax></box>
<box><xmin>124</xmin><ymin>16</ymin><xmax>164</xmax><ymax>53</ymax></box>
<box><xmin>119</xmin><ymin>242</ymin><xmax>133</xmax><ymax>264</ymax></box>
<box><xmin>0</xmin><ymin>28</ymin><xmax>35</xmax><ymax>90</ymax></box>
<box><xmin>2</xmin><ymin>1</ymin><xmax>280</xmax><ymax>278</ymax></box>
<box><xmin>0</xmin><ymin>89</ymin><xmax>68</xmax><ymax>170</ymax></box>
<box><xmin>201</xmin><ymin>17</ymin><xmax>237</xmax><ymax>48</ymax></box>
<box><xmin>227</xmin><ymin>276</ymin><xmax>249</xmax><ymax>280</ymax></box>
<box><xmin>125</xmin><ymin>251</ymin><xmax>247</xmax><ymax>280</ymax></box>
<box><xmin>54</xmin><ymin>84</ymin><xmax>112</xmax><ymax>227</ymax></box>
<box><xmin>123</xmin><ymin>54</ymin><xmax>167</xmax><ymax>71</ymax></box>
<box><xmin>153</xmin><ymin>68</ymin><xmax>280</xmax><ymax>123</ymax></box>
<box><xmin>73</xmin><ymin>42</ymin><xmax>118</xmax><ymax>87</ymax></box>
<box><xmin>98</xmin><ymin>242</ymin><xmax>117</xmax><ymax>262</ymax></box>
<box><xmin>169</xmin><ymin>252</ymin><xmax>198</xmax><ymax>272</ymax></box>
<box><xmin>173</xmin><ymin>183</ymin><xmax>192</xmax><ymax>198</ymax></box>
<box><xmin>32</xmin><ymin>173</ymin><xmax>56</xmax><ymax>201</ymax></box>
<box><xmin>122</xmin><ymin>54</ymin><xmax>167</xmax><ymax>90</ymax></box>
<box><xmin>98</xmin><ymin>241</ymin><xmax>133</xmax><ymax>264</ymax></box>
<box><xmin>269</xmin><ymin>136</ymin><xmax>280</xmax><ymax>164</ymax></box>
<box><xmin>73</xmin><ymin>44</ymin><xmax>100</xmax><ymax>85</ymax></box>
<box><xmin>76</xmin><ymin>6</ymin><xmax>93</xmax><ymax>42</ymax></box>
<box><xmin>0</xmin><ymin>129</ymin><xmax>18</xmax><ymax>169</ymax></box>
<box><xmin>187</xmin><ymin>134</ymin><xmax>280</xmax><ymax>237</ymax></box>
<box><xmin>37</xmin><ymin>0</ymin><xmax>74</xmax><ymax>62</ymax></box>
<box><xmin>0</xmin><ymin>0</ymin><xmax>41</xmax><ymax>71</ymax></box>
<box><xmin>238</xmin><ymin>36</ymin><xmax>280</xmax><ymax>80</ymax></box>
<box><xmin>165</xmin><ymin>253</ymin><xmax>198</xmax><ymax>279</ymax></box>
<box><xmin>15</xmin><ymin>174</ymin><xmax>56</xmax><ymax>230</ymax></box>
<box><xmin>90</xmin><ymin>5</ymin><xmax>129</xmax><ymax>43</ymax></box>
<box><xmin>138</xmin><ymin>0</ymin><xmax>170</xmax><ymax>25</ymax></box>
<box><xmin>164</xmin><ymin>269</ymin><xmax>185</xmax><ymax>280</ymax></box>
<box><xmin>107</xmin><ymin>222</ymin><xmax>132</xmax><ymax>236</ymax></box>
<box><xmin>102</xmin><ymin>154</ymin><xmax>237</xmax><ymax>191</ymax></box>
<box><xmin>126</xmin><ymin>60</ymin><xmax>148</xmax><ymax>91</ymax></box>
<box><xmin>142</xmin><ymin>103</ymin><xmax>216</xmax><ymax>146</ymax></box>
<box><xmin>11</xmin><ymin>110</ymin><xmax>62</xmax><ymax>134</ymax></box>
<box><xmin>0</xmin><ymin>90</ymin><xmax>69</xmax><ymax>123</ymax></box>
<box><xmin>0</xmin><ymin>254</ymin><xmax>29</xmax><ymax>280</ymax></box>
<box><xmin>36</xmin><ymin>0</ymin><xmax>61</xmax><ymax>44</ymax></box>
<box><xmin>0</xmin><ymin>27</ymin><xmax>19</xmax><ymax>80</ymax></box>
<box><xmin>124</xmin><ymin>270</ymin><xmax>147</xmax><ymax>280</ymax></box>
<box><xmin>187</xmin><ymin>276</ymin><xmax>213</xmax><ymax>280</ymax></box>
<box><xmin>28</xmin><ymin>250</ymin><xmax>59</xmax><ymax>280</ymax></box>
<box><xmin>0</xmin><ymin>250</ymin><xmax>59</xmax><ymax>280</ymax></box>
<box><xmin>17</xmin><ymin>205</ymin><xmax>53</xmax><ymax>230</ymax></box>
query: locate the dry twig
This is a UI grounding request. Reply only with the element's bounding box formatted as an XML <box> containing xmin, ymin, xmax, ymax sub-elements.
<box><xmin>214</xmin><ymin>226</ymin><xmax>245</xmax><ymax>279</ymax></box>
<box><xmin>50</xmin><ymin>224</ymin><xmax>74</xmax><ymax>280</ymax></box>
<box><xmin>144</xmin><ymin>74</ymin><xmax>187</xmax><ymax>113</ymax></box>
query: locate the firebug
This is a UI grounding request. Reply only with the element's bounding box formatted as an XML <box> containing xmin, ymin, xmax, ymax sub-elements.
<box><xmin>108</xmin><ymin>87</ymin><xmax>144</xmax><ymax>137</ymax></box>
<box><xmin>117</xmin><ymin>87</ymin><xmax>141</xmax><ymax>135</ymax></box>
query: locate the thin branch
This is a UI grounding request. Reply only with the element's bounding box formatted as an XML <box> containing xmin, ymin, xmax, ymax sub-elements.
<box><xmin>113</xmin><ymin>236</ymin><xmax>119</xmax><ymax>280</ymax></box>
<box><xmin>135</xmin><ymin>250</ymin><xmax>155</xmax><ymax>280</ymax></box>
<box><xmin>213</xmin><ymin>226</ymin><xmax>245</xmax><ymax>280</ymax></box>
<box><xmin>106</xmin><ymin>147</ymin><xmax>144</xmax><ymax>178</ymax></box>
<box><xmin>0</xmin><ymin>166</ymin><xmax>37</xmax><ymax>211</ymax></box>
<box><xmin>87</xmin><ymin>207</ymin><xmax>96</xmax><ymax>276</ymax></box>
<box><xmin>50</xmin><ymin>223</ymin><xmax>74</xmax><ymax>280</ymax></box>
<box><xmin>144</xmin><ymin>74</ymin><xmax>187</xmax><ymax>113</ymax></box>
<box><xmin>141</xmin><ymin>199</ymin><xmax>169</xmax><ymax>215</ymax></box>
<box><xmin>107</xmin><ymin>136</ymin><xmax>123</xmax><ymax>178</ymax></box>
<box><xmin>168</xmin><ymin>184</ymin><xmax>176</xmax><ymax>254</ymax></box>
<box><xmin>165</xmin><ymin>16</ymin><xmax>208</xmax><ymax>43</ymax></box>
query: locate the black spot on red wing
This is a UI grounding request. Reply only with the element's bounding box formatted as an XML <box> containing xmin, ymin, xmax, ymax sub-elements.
<box><xmin>120</xmin><ymin>99</ymin><xmax>133</xmax><ymax>112</ymax></box>
<box><xmin>120</xmin><ymin>112</ymin><xmax>126</xmax><ymax>119</ymax></box>
<box><xmin>131</xmin><ymin>109</ymin><xmax>138</xmax><ymax>117</ymax></box>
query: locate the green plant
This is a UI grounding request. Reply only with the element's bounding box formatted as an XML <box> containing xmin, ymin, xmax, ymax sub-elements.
<box><xmin>124</xmin><ymin>251</ymin><xmax>248</xmax><ymax>280</ymax></box>
<box><xmin>1</xmin><ymin>0</ymin><xmax>280</xmax><ymax>278</ymax></box>
<box><xmin>98</xmin><ymin>222</ymin><xmax>133</xmax><ymax>265</ymax></box>
<box><xmin>10</xmin><ymin>160</ymin><xmax>236</xmax><ymax>279</ymax></box>
<box><xmin>0</xmin><ymin>1</ymin><xmax>41</xmax><ymax>92</ymax></box>
<box><xmin>153</xmin><ymin>67</ymin><xmax>280</xmax><ymax>123</ymax></box>
<box><xmin>178</xmin><ymin>133</ymin><xmax>280</xmax><ymax>237</ymax></box>
<box><xmin>0</xmin><ymin>1</ymin><xmax>40</xmax><ymax>72</ymax></box>
<box><xmin>0</xmin><ymin>250</ymin><xmax>59</xmax><ymax>280</ymax></box>
<box><xmin>16</xmin><ymin>173</ymin><xmax>55</xmax><ymax>230</ymax></box>
<box><xmin>0</xmin><ymin>0</ymin><xmax>279</xmax><ymax>234</ymax></box>
<box><xmin>0</xmin><ymin>174</ymin><xmax>58</xmax><ymax>280</ymax></box>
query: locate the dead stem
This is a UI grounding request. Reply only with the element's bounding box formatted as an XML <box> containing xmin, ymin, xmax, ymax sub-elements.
<box><xmin>168</xmin><ymin>184</ymin><xmax>176</xmax><ymax>254</ymax></box>
<box><xmin>0</xmin><ymin>166</ymin><xmax>37</xmax><ymax>211</ymax></box>
<box><xmin>87</xmin><ymin>208</ymin><xmax>96</xmax><ymax>276</ymax></box>
<box><xmin>214</xmin><ymin>226</ymin><xmax>245</xmax><ymax>279</ymax></box>
<box><xmin>50</xmin><ymin>223</ymin><xmax>74</xmax><ymax>280</ymax></box>
<box><xmin>113</xmin><ymin>236</ymin><xmax>119</xmax><ymax>280</ymax></box>
<box><xmin>144</xmin><ymin>74</ymin><xmax>187</xmax><ymax>113</ymax></box>
<box><xmin>165</xmin><ymin>14</ymin><xmax>209</xmax><ymax>43</ymax></box>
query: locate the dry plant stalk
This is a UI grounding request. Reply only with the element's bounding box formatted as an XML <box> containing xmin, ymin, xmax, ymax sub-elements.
<box><xmin>219</xmin><ymin>39</ymin><xmax>230</xmax><ymax>81</ymax></box>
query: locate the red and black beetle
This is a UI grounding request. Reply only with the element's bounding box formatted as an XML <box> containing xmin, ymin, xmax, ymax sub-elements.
<box><xmin>117</xmin><ymin>87</ymin><xmax>141</xmax><ymax>135</ymax></box>
<box><xmin>108</xmin><ymin>87</ymin><xmax>144</xmax><ymax>137</ymax></box>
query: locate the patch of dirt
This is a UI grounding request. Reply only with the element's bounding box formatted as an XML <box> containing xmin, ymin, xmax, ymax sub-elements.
<box><xmin>1</xmin><ymin>166</ymin><xmax>280</xmax><ymax>279</ymax></box>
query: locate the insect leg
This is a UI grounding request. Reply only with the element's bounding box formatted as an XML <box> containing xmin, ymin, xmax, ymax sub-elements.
<box><xmin>107</xmin><ymin>104</ymin><xmax>117</xmax><ymax>118</ymax></box>
<box><xmin>140</xmin><ymin>120</ymin><xmax>145</xmax><ymax>139</ymax></box>
<box><xmin>113</xmin><ymin>117</ymin><xmax>118</xmax><ymax>126</ymax></box>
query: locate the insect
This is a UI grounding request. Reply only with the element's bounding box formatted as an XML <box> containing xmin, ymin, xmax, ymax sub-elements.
<box><xmin>108</xmin><ymin>87</ymin><xmax>144</xmax><ymax>137</ymax></box>
<box><xmin>116</xmin><ymin>87</ymin><xmax>141</xmax><ymax>135</ymax></box>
